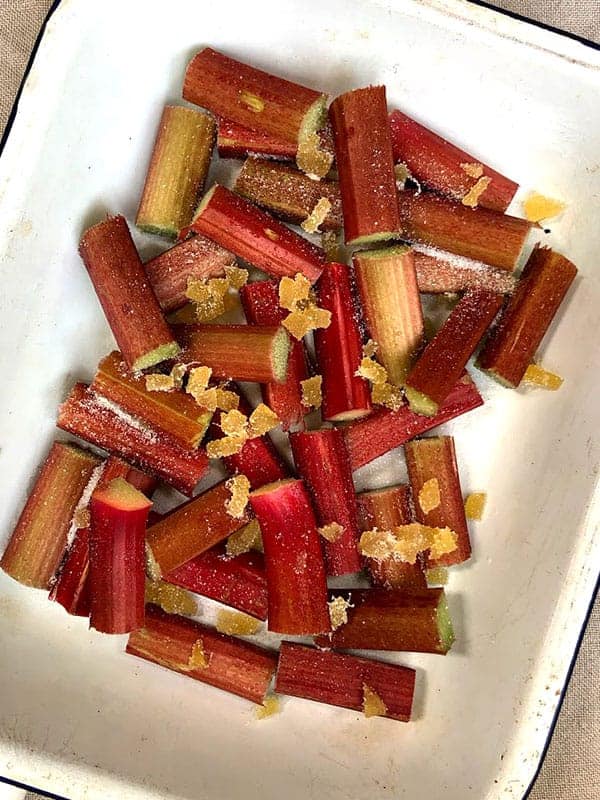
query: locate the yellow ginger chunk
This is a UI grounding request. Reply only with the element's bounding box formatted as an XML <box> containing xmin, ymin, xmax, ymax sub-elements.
<box><xmin>206</xmin><ymin>434</ymin><xmax>248</xmax><ymax>458</ymax></box>
<box><xmin>418</xmin><ymin>478</ymin><xmax>441</xmax><ymax>514</ymax></box>
<box><xmin>523</xmin><ymin>364</ymin><xmax>563</xmax><ymax>391</ymax></box>
<box><xmin>301</xmin><ymin>197</ymin><xmax>332</xmax><ymax>234</ymax></box>
<box><xmin>248</xmin><ymin>403</ymin><xmax>279</xmax><ymax>437</ymax></box>
<box><xmin>170</xmin><ymin>363</ymin><xmax>188</xmax><ymax>389</ymax></box>
<box><xmin>215</xmin><ymin>387</ymin><xmax>240</xmax><ymax>411</ymax></box>
<box><xmin>216</xmin><ymin>609</ymin><xmax>261</xmax><ymax>636</ymax></box>
<box><xmin>279</xmin><ymin>274</ymin><xmax>312</xmax><ymax>311</ymax></box>
<box><xmin>220</xmin><ymin>409</ymin><xmax>249</xmax><ymax>437</ymax></box>
<box><xmin>188</xmin><ymin>639</ymin><xmax>209</xmax><ymax>670</ymax></box>
<box><xmin>297</xmin><ymin>131</ymin><xmax>334</xmax><ymax>180</ymax></box>
<box><xmin>394</xmin><ymin>163</ymin><xmax>412</xmax><ymax>185</ymax></box>
<box><xmin>225</xmin><ymin>474</ymin><xmax>251</xmax><ymax>519</ymax></box>
<box><xmin>318</xmin><ymin>521</ymin><xmax>344</xmax><ymax>542</ymax></box>
<box><xmin>359</xmin><ymin>524</ymin><xmax>457</xmax><ymax>564</ymax></box>
<box><xmin>146</xmin><ymin>580</ymin><xmax>198</xmax><ymax>616</ymax></box>
<box><xmin>363</xmin><ymin>339</ymin><xmax>379</xmax><ymax>358</ymax></box>
<box><xmin>193</xmin><ymin>387</ymin><xmax>218</xmax><ymax>412</ymax></box>
<box><xmin>226</xmin><ymin>519</ymin><xmax>263</xmax><ymax>557</ymax></box>
<box><xmin>328</xmin><ymin>595</ymin><xmax>353</xmax><ymax>629</ymax></box>
<box><xmin>428</xmin><ymin>527</ymin><xmax>458</xmax><ymax>560</ymax></box>
<box><xmin>370</xmin><ymin>381</ymin><xmax>403</xmax><ymax>411</ymax></box>
<box><xmin>362</xmin><ymin>684</ymin><xmax>388</xmax><ymax>718</ymax></box>
<box><xmin>145</xmin><ymin>373</ymin><xmax>175</xmax><ymax>392</ymax></box>
<box><xmin>464</xmin><ymin>492</ymin><xmax>487</xmax><ymax>520</ymax></box>
<box><xmin>224</xmin><ymin>265</ymin><xmax>248</xmax><ymax>290</ymax></box>
<box><xmin>283</xmin><ymin>306</ymin><xmax>330</xmax><ymax>340</ymax></box>
<box><xmin>461</xmin><ymin>162</ymin><xmax>484</xmax><ymax>179</ymax></box>
<box><xmin>321</xmin><ymin>230</ymin><xmax>342</xmax><ymax>262</ymax></box>
<box><xmin>240</xmin><ymin>90</ymin><xmax>264</xmax><ymax>113</ymax></box>
<box><xmin>356</xmin><ymin>356</ymin><xmax>388</xmax><ymax>385</ymax></box>
<box><xmin>256</xmin><ymin>695</ymin><xmax>280</xmax><ymax>720</ymax></box>
<box><xmin>462</xmin><ymin>176</ymin><xmax>491</xmax><ymax>208</ymax></box>
<box><xmin>186</xmin><ymin>366</ymin><xmax>212</xmax><ymax>398</ymax></box>
<box><xmin>186</xmin><ymin>276</ymin><xmax>230</xmax><ymax>322</ymax></box>
<box><xmin>426</xmin><ymin>567</ymin><xmax>449</xmax><ymax>586</ymax></box>
<box><xmin>523</xmin><ymin>192</ymin><xmax>566</xmax><ymax>222</ymax></box>
<box><xmin>301</xmin><ymin>375</ymin><xmax>322</xmax><ymax>409</ymax></box>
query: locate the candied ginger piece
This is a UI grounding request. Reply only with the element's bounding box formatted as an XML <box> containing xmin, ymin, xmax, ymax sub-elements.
<box><xmin>256</xmin><ymin>695</ymin><xmax>280</xmax><ymax>720</ymax></box>
<box><xmin>394</xmin><ymin>162</ymin><xmax>412</xmax><ymax>186</ymax></box>
<box><xmin>188</xmin><ymin>639</ymin><xmax>209</xmax><ymax>670</ymax></box>
<box><xmin>356</xmin><ymin>356</ymin><xmax>388</xmax><ymax>385</ymax></box>
<box><xmin>523</xmin><ymin>192</ymin><xmax>566</xmax><ymax>222</ymax></box>
<box><xmin>418</xmin><ymin>478</ymin><xmax>441</xmax><ymax>514</ymax></box>
<box><xmin>145</xmin><ymin>373</ymin><xmax>175</xmax><ymax>392</ymax></box>
<box><xmin>301</xmin><ymin>197</ymin><xmax>332</xmax><ymax>234</ymax></box>
<box><xmin>301</xmin><ymin>375</ymin><xmax>322</xmax><ymax>409</ymax></box>
<box><xmin>145</xmin><ymin>580</ymin><xmax>198</xmax><ymax>616</ymax></box>
<box><xmin>318</xmin><ymin>521</ymin><xmax>344</xmax><ymax>542</ymax></box>
<box><xmin>359</xmin><ymin>529</ymin><xmax>401</xmax><ymax>561</ymax></box>
<box><xmin>72</xmin><ymin>507</ymin><xmax>91</xmax><ymax>530</ymax></box>
<box><xmin>428</xmin><ymin>526</ymin><xmax>458</xmax><ymax>560</ymax></box>
<box><xmin>321</xmin><ymin>230</ymin><xmax>342</xmax><ymax>262</ymax></box>
<box><xmin>362</xmin><ymin>684</ymin><xmax>388</xmax><ymax>718</ymax></box>
<box><xmin>296</xmin><ymin>131</ymin><xmax>334</xmax><ymax>180</ymax></box>
<box><xmin>279</xmin><ymin>273</ymin><xmax>312</xmax><ymax>311</ymax></box>
<box><xmin>464</xmin><ymin>492</ymin><xmax>487</xmax><ymax>520</ymax></box>
<box><xmin>248</xmin><ymin>403</ymin><xmax>279</xmax><ymax>437</ymax></box>
<box><xmin>426</xmin><ymin>566</ymin><xmax>448</xmax><ymax>586</ymax></box>
<box><xmin>220</xmin><ymin>409</ymin><xmax>248</xmax><ymax>437</ymax></box>
<box><xmin>226</xmin><ymin>519</ymin><xmax>263</xmax><ymax>557</ymax></box>
<box><xmin>186</xmin><ymin>365</ymin><xmax>212</xmax><ymax>399</ymax></box>
<box><xmin>282</xmin><ymin>309</ymin><xmax>314</xmax><ymax>340</ymax></box>
<box><xmin>224</xmin><ymin>265</ymin><xmax>248</xmax><ymax>289</ymax></box>
<box><xmin>370</xmin><ymin>381</ymin><xmax>403</xmax><ymax>411</ymax></box>
<box><xmin>216</xmin><ymin>609</ymin><xmax>261</xmax><ymax>636</ymax></box>
<box><xmin>206</xmin><ymin>434</ymin><xmax>247</xmax><ymax>458</ymax></box>
<box><xmin>215</xmin><ymin>387</ymin><xmax>240</xmax><ymax>411</ymax></box>
<box><xmin>462</xmin><ymin>176</ymin><xmax>491</xmax><ymax>208</ymax></box>
<box><xmin>328</xmin><ymin>595</ymin><xmax>352</xmax><ymax>629</ymax></box>
<box><xmin>225</xmin><ymin>474</ymin><xmax>251</xmax><ymax>519</ymax></box>
<box><xmin>460</xmin><ymin>162</ymin><xmax>484</xmax><ymax>179</ymax></box>
<box><xmin>522</xmin><ymin>364</ymin><xmax>563</xmax><ymax>391</ymax></box>
<box><xmin>170</xmin><ymin>363</ymin><xmax>188</xmax><ymax>389</ymax></box>
<box><xmin>363</xmin><ymin>339</ymin><xmax>379</xmax><ymax>358</ymax></box>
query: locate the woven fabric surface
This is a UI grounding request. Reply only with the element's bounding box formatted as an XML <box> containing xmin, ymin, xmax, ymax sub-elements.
<box><xmin>0</xmin><ymin>2</ymin><xmax>597</xmax><ymax>800</ymax></box>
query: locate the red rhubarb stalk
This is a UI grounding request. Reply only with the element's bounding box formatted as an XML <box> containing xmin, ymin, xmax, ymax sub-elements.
<box><xmin>389</xmin><ymin>109</ymin><xmax>518</xmax><ymax>212</ymax></box>
<box><xmin>217</xmin><ymin>119</ymin><xmax>298</xmax><ymax>160</ymax></box>
<box><xmin>344</xmin><ymin>372</ymin><xmax>483</xmax><ymax>470</ymax></box>
<box><xmin>240</xmin><ymin>281</ymin><xmax>309</xmax><ymax>429</ymax></box>
<box><xmin>413</xmin><ymin>245</ymin><xmax>517</xmax><ymax>295</ymax></box>
<box><xmin>404</xmin><ymin>288</ymin><xmax>504</xmax><ymax>416</ymax></box>
<box><xmin>166</xmin><ymin>544</ymin><xmax>268</xmax><ymax>620</ymax></box>
<box><xmin>189</xmin><ymin>185</ymin><xmax>325</xmax><ymax>283</ymax></box>
<box><xmin>356</xmin><ymin>485</ymin><xmax>427</xmax><ymax>590</ymax></box>
<box><xmin>79</xmin><ymin>215</ymin><xmax>180</xmax><ymax>371</ymax></box>
<box><xmin>329</xmin><ymin>86</ymin><xmax>401</xmax><ymax>245</ymax></box>
<box><xmin>57</xmin><ymin>383</ymin><xmax>209</xmax><ymax>496</ymax></box>
<box><xmin>249</xmin><ymin>479</ymin><xmax>330</xmax><ymax>635</ymax></box>
<box><xmin>127</xmin><ymin>604</ymin><xmax>277</xmax><ymax>704</ymax></box>
<box><xmin>405</xmin><ymin>436</ymin><xmax>471</xmax><ymax>566</ymax></box>
<box><xmin>0</xmin><ymin>442</ymin><xmax>102</xmax><ymax>589</ymax></box>
<box><xmin>397</xmin><ymin>190</ymin><xmax>532</xmax><ymax>272</ymax></box>
<box><xmin>88</xmin><ymin>477</ymin><xmax>152</xmax><ymax>634</ymax></box>
<box><xmin>314</xmin><ymin>261</ymin><xmax>372</xmax><ymax>422</ymax></box>
<box><xmin>477</xmin><ymin>245</ymin><xmax>578</xmax><ymax>386</ymax></box>
<box><xmin>145</xmin><ymin>480</ymin><xmax>252</xmax><ymax>578</ymax></box>
<box><xmin>289</xmin><ymin>429</ymin><xmax>361</xmax><ymax>576</ymax></box>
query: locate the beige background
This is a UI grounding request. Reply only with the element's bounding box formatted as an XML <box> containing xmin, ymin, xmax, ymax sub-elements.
<box><xmin>0</xmin><ymin>1</ymin><xmax>598</xmax><ymax>799</ymax></box>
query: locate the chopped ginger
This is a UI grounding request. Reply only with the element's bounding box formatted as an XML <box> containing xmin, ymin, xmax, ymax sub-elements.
<box><xmin>362</xmin><ymin>684</ymin><xmax>388</xmax><ymax>718</ymax></box>
<box><xmin>226</xmin><ymin>519</ymin><xmax>263</xmax><ymax>556</ymax></box>
<box><xmin>426</xmin><ymin>566</ymin><xmax>449</xmax><ymax>586</ymax></box>
<box><xmin>145</xmin><ymin>580</ymin><xmax>198</xmax><ymax>616</ymax></box>
<box><xmin>216</xmin><ymin>609</ymin><xmax>261</xmax><ymax>636</ymax></box>
<box><xmin>256</xmin><ymin>695</ymin><xmax>280</xmax><ymax>719</ymax></box>
<box><xmin>206</xmin><ymin>434</ymin><xmax>247</xmax><ymax>458</ymax></box>
<box><xmin>523</xmin><ymin>192</ymin><xmax>566</xmax><ymax>222</ymax></box>
<box><xmin>72</xmin><ymin>507</ymin><xmax>91</xmax><ymax>530</ymax></box>
<box><xmin>224</xmin><ymin>265</ymin><xmax>248</xmax><ymax>290</ymax></box>
<box><xmin>461</xmin><ymin>162</ymin><xmax>484</xmax><ymax>179</ymax></box>
<box><xmin>186</xmin><ymin>276</ymin><xmax>230</xmax><ymax>322</ymax></box>
<box><xmin>145</xmin><ymin>373</ymin><xmax>175</xmax><ymax>392</ymax></box>
<box><xmin>418</xmin><ymin>478</ymin><xmax>441</xmax><ymax>514</ymax></box>
<box><xmin>225</xmin><ymin>474</ymin><xmax>251</xmax><ymax>519</ymax></box>
<box><xmin>321</xmin><ymin>230</ymin><xmax>342</xmax><ymax>262</ymax></box>
<box><xmin>464</xmin><ymin>492</ymin><xmax>487</xmax><ymax>520</ymax></box>
<box><xmin>359</xmin><ymin>524</ymin><xmax>457</xmax><ymax>564</ymax></box>
<box><xmin>248</xmin><ymin>403</ymin><xmax>279</xmax><ymax>437</ymax></box>
<box><xmin>283</xmin><ymin>306</ymin><xmax>331</xmax><ymax>340</ymax></box>
<box><xmin>301</xmin><ymin>375</ymin><xmax>322</xmax><ymax>409</ymax></box>
<box><xmin>215</xmin><ymin>387</ymin><xmax>240</xmax><ymax>411</ymax></box>
<box><xmin>523</xmin><ymin>364</ymin><xmax>563</xmax><ymax>391</ymax></box>
<box><xmin>318</xmin><ymin>521</ymin><xmax>344</xmax><ymax>542</ymax></box>
<box><xmin>188</xmin><ymin>639</ymin><xmax>209</xmax><ymax>670</ymax></box>
<box><xmin>170</xmin><ymin>363</ymin><xmax>187</xmax><ymax>389</ymax></box>
<box><xmin>462</xmin><ymin>176</ymin><xmax>491</xmax><ymax>208</ymax></box>
<box><xmin>301</xmin><ymin>197</ymin><xmax>332</xmax><ymax>234</ymax></box>
<box><xmin>370</xmin><ymin>381</ymin><xmax>403</xmax><ymax>411</ymax></box>
<box><xmin>296</xmin><ymin>131</ymin><xmax>334</xmax><ymax>180</ymax></box>
<box><xmin>192</xmin><ymin>387</ymin><xmax>218</xmax><ymax>412</ymax></box>
<box><xmin>186</xmin><ymin>366</ymin><xmax>212</xmax><ymax>401</ymax></box>
<box><xmin>220</xmin><ymin>409</ymin><xmax>249</xmax><ymax>437</ymax></box>
<box><xmin>363</xmin><ymin>339</ymin><xmax>379</xmax><ymax>358</ymax></box>
<box><xmin>328</xmin><ymin>595</ymin><xmax>352</xmax><ymax>629</ymax></box>
<box><xmin>279</xmin><ymin>273</ymin><xmax>330</xmax><ymax>339</ymax></box>
<box><xmin>279</xmin><ymin>274</ymin><xmax>312</xmax><ymax>311</ymax></box>
<box><xmin>394</xmin><ymin>163</ymin><xmax>412</xmax><ymax>185</ymax></box>
<box><xmin>428</xmin><ymin>527</ymin><xmax>458</xmax><ymax>560</ymax></box>
<box><xmin>356</xmin><ymin>356</ymin><xmax>388</xmax><ymax>385</ymax></box>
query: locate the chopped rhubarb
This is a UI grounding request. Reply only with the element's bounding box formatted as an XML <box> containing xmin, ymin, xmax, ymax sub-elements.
<box><xmin>57</xmin><ymin>383</ymin><xmax>209</xmax><ymax>496</ymax></box>
<box><xmin>240</xmin><ymin>280</ymin><xmax>309</xmax><ymax>430</ymax></box>
<box><xmin>405</xmin><ymin>436</ymin><xmax>471</xmax><ymax>566</ymax></box>
<box><xmin>289</xmin><ymin>429</ymin><xmax>361</xmax><ymax>576</ymax></box>
<box><xmin>356</xmin><ymin>485</ymin><xmax>427</xmax><ymax>590</ymax></box>
<box><xmin>234</xmin><ymin>159</ymin><xmax>342</xmax><ymax>231</ymax></box>
<box><xmin>314</xmin><ymin>261</ymin><xmax>372</xmax><ymax>422</ymax></box>
<box><xmin>397</xmin><ymin>190</ymin><xmax>532</xmax><ymax>272</ymax></box>
<box><xmin>127</xmin><ymin>604</ymin><xmax>277</xmax><ymax>704</ymax></box>
<box><xmin>176</xmin><ymin>323</ymin><xmax>291</xmax><ymax>384</ymax></box>
<box><xmin>144</xmin><ymin>235</ymin><xmax>236</xmax><ymax>312</ymax></box>
<box><xmin>353</xmin><ymin>245</ymin><xmax>424</xmax><ymax>385</ymax></box>
<box><xmin>477</xmin><ymin>246</ymin><xmax>577</xmax><ymax>387</ymax></box>
<box><xmin>166</xmin><ymin>544</ymin><xmax>268</xmax><ymax>620</ymax></box>
<box><xmin>389</xmin><ymin>109</ymin><xmax>518</xmax><ymax>212</ymax></box>
<box><xmin>344</xmin><ymin>372</ymin><xmax>483</xmax><ymax>470</ymax></box>
<box><xmin>316</xmin><ymin>588</ymin><xmax>454</xmax><ymax>654</ymax></box>
<box><xmin>88</xmin><ymin>477</ymin><xmax>152</xmax><ymax>634</ymax></box>
<box><xmin>217</xmin><ymin>118</ymin><xmax>298</xmax><ymax>160</ymax></box>
<box><xmin>275</xmin><ymin>642</ymin><xmax>415</xmax><ymax>722</ymax></box>
<box><xmin>183</xmin><ymin>48</ymin><xmax>330</xmax><ymax>177</ymax></box>
<box><xmin>189</xmin><ymin>185</ymin><xmax>325</xmax><ymax>284</ymax></box>
<box><xmin>136</xmin><ymin>105</ymin><xmax>216</xmax><ymax>239</ymax></box>
<box><xmin>249</xmin><ymin>479</ymin><xmax>330</xmax><ymax>635</ymax></box>
<box><xmin>145</xmin><ymin>480</ymin><xmax>252</xmax><ymax>578</ymax></box>
<box><xmin>405</xmin><ymin>289</ymin><xmax>504</xmax><ymax>416</ymax></box>
<box><xmin>1</xmin><ymin>442</ymin><xmax>101</xmax><ymax>589</ymax></box>
<box><xmin>79</xmin><ymin>215</ymin><xmax>180</xmax><ymax>371</ymax></box>
<box><xmin>329</xmin><ymin>86</ymin><xmax>401</xmax><ymax>245</ymax></box>
<box><xmin>413</xmin><ymin>245</ymin><xmax>517</xmax><ymax>295</ymax></box>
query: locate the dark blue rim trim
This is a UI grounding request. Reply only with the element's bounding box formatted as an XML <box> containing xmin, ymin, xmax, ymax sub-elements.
<box><xmin>0</xmin><ymin>2</ymin><xmax>597</xmax><ymax>799</ymax></box>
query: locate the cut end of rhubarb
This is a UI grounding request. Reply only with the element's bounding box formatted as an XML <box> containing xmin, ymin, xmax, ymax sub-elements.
<box><xmin>296</xmin><ymin>96</ymin><xmax>332</xmax><ymax>178</ymax></box>
<box><xmin>132</xmin><ymin>340</ymin><xmax>181</xmax><ymax>372</ymax></box>
<box><xmin>94</xmin><ymin>477</ymin><xmax>153</xmax><ymax>512</ymax></box>
<box><xmin>436</xmin><ymin>593</ymin><xmax>455</xmax><ymax>653</ymax></box>
<box><xmin>327</xmin><ymin>407</ymin><xmax>373</xmax><ymax>422</ymax></box>
<box><xmin>250</xmin><ymin>477</ymin><xmax>297</xmax><ymax>499</ymax></box>
<box><xmin>404</xmin><ymin>385</ymin><xmax>439</xmax><ymax>417</ymax></box>
<box><xmin>353</xmin><ymin>244</ymin><xmax>411</xmax><ymax>261</ymax></box>
<box><xmin>347</xmin><ymin>230</ymin><xmax>401</xmax><ymax>247</ymax></box>
<box><xmin>193</xmin><ymin>184</ymin><xmax>218</xmax><ymax>222</ymax></box>
<box><xmin>136</xmin><ymin>221</ymin><xmax>179</xmax><ymax>240</ymax></box>
<box><xmin>475</xmin><ymin>363</ymin><xmax>519</xmax><ymax>389</ymax></box>
<box><xmin>271</xmin><ymin>326</ymin><xmax>292</xmax><ymax>384</ymax></box>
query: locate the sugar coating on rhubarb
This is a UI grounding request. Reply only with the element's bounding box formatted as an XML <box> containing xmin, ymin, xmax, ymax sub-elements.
<box><xmin>301</xmin><ymin>375</ymin><xmax>322</xmax><ymax>409</ymax></box>
<box><xmin>362</xmin><ymin>685</ymin><xmax>388</xmax><ymax>718</ymax></box>
<box><xmin>318</xmin><ymin>522</ymin><xmax>344</xmax><ymax>542</ymax></box>
<box><xmin>133</xmin><ymin>341</ymin><xmax>181</xmax><ymax>373</ymax></box>
<box><xmin>216</xmin><ymin>609</ymin><xmax>261</xmax><ymax>636</ymax></box>
<box><xmin>226</xmin><ymin>519</ymin><xmax>263</xmax><ymax>557</ymax></box>
<box><xmin>145</xmin><ymin>580</ymin><xmax>198</xmax><ymax>616</ymax></box>
<box><xmin>418</xmin><ymin>478</ymin><xmax>441</xmax><ymax>514</ymax></box>
<box><xmin>464</xmin><ymin>492</ymin><xmax>487</xmax><ymax>520</ymax></box>
<box><xmin>522</xmin><ymin>364</ymin><xmax>563</xmax><ymax>391</ymax></box>
<box><xmin>225</xmin><ymin>475</ymin><xmax>251</xmax><ymax>519</ymax></box>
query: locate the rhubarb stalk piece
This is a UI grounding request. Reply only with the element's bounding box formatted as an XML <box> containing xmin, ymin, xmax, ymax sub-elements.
<box><xmin>183</xmin><ymin>48</ymin><xmax>330</xmax><ymax>177</ymax></box>
<box><xmin>79</xmin><ymin>215</ymin><xmax>180</xmax><ymax>371</ymax></box>
<box><xmin>477</xmin><ymin>246</ymin><xmax>578</xmax><ymax>387</ymax></box>
<box><xmin>1</xmin><ymin>442</ymin><xmax>101</xmax><ymax>589</ymax></box>
<box><xmin>357</xmin><ymin>485</ymin><xmax>427</xmax><ymax>590</ymax></box>
<box><xmin>145</xmin><ymin>481</ymin><xmax>251</xmax><ymax>578</ymax></box>
<box><xmin>413</xmin><ymin>246</ymin><xmax>517</xmax><ymax>295</ymax></box>
<box><xmin>353</xmin><ymin>246</ymin><xmax>424</xmax><ymax>385</ymax></box>
<box><xmin>166</xmin><ymin>544</ymin><xmax>268</xmax><ymax>620</ymax></box>
<box><xmin>88</xmin><ymin>477</ymin><xmax>152</xmax><ymax>634</ymax></box>
<box><xmin>92</xmin><ymin>351</ymin><xmax>212</xmax><ymax>449</ymax></box>
<box><xmin>144</xmin><ymin>235</ymin><xmax>236</xmax><ymax>312</ymax></box>
<box><xmin>127</xmin><ymin>604</ymin><xmax>277</xmax><ymax>704</ymax></box>
<box><xmin>289</xmin><ymin>429</ymin><xmax>361</xmax><ymax>576</ymax></box>
<box><xmin>176</xmin><ymin>323</ymin><xmax>290</xmax><ymax>384</ymax></box>
<box><xmin>213</xmin><ymin>416</ymin><xmax>288</xmax><ymax>490</ymax></box>
<box><xmin>405</xmin><ymin>437</ymin><xmax>471</xmax><ymax>566</ymax></box>
<box><xmin>189</xmin><ymin>185</ymin><xmax>325</xmax><ymax>283</ymax></box>
<box><xmin>397</xmin><ymin>190</ymin><xmax>532</xmax><ymax>272</ymax></box>
<box><xmin>217</xmin><ymin>119</ymin><xmax>298</xmax><ymax>160</ymax></box>
<box><xmin>136</xmin><ymin>105</ymin><xmax>216</xmax><ymax>239</ymax></box>
<box><xmin>389</xmin><ymin>110</ymin><xmax>518</xmax><ymax>212</ymax></box>
<box><xmin>249</xmin><ymin>479</ymin><xmax>330</xmax><ymax>635</ymax></box>
<box><xmin>276</xmin><ymin>642</ymin><xmax>415</xmax><ymax>722</ymax></box>
<box><xmin>234</xmin><ymin>159</ymin><xmax>342</xmax><ymax>231</ymax></box>
<box><xmin>344</xmin><ymin>372</ymin><xmax>483</xmax><ymax>470</ymax></box>
<box><xmin>405</xmin><ymin>289</ymin><xmax>504</xmax><ymax>416</ymax></box>
<box><xmin>240</xmin><ymin>281</ymin><xmax>309</xmax><ymax>429</ymax></box>
<box><xmin>57</xmin><ymin>383</ymin><xmax>208</xmax><ymax>495</ymax></box>
<box><xmin>329</xmin><ymin>86</ymin><xmax>401</xmax><ymax>245</ymax></box>
<box><xmin>314</xmin><ymin>261</ymin><xmax>372</xmax><ymax>422</ymax></box>
<box><xmin>316</xmin><ymin>588</ymin><xmax>454</xmax><ymax>654</ymax></box>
